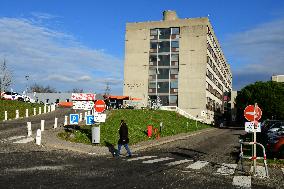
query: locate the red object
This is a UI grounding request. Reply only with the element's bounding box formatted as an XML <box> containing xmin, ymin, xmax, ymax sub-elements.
<box><xmin>147</xmin><ymin>125</ymin><xmax>153</xmax><ymax>138</ymax></box>
<box><xmin>244</xmin><ymin>105</ymin><xmax>262</xmax><ymax>122</ymax></box>
<box><xmin>94</xmin><ymin>100</ymin><xmax>106</xmax><ymax>113</ymax></box>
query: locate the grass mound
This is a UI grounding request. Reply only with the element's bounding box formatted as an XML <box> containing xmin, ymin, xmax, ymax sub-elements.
<box><xmin>59</xmin><ymin>109</ymin><xmax>211</xmax><ymax>146</ymax></box>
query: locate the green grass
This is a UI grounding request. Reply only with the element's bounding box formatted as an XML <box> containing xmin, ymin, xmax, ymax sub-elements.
<box><xmin>58</xmin><ymin>109</ymin><xmax>211</xmax><ymax>146</ymax></box>
<box><xmin>0</xmin><ymin>99</ymin><xmax>44</xmax><ymax>121</ymax></box>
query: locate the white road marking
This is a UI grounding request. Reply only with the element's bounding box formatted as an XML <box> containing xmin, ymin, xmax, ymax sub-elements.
<box><xmin>13</xmin><ymin>137</ymin><xmax>34</xmax><ymax>144</ymax></box>
<box><xmin>216</xmin><ymin>163</ymin><xmax>237</xmax><ymax>175</ymax></box>
<box><xmin>7</xmin><ymin>136</ymin><xmax>26</xmax><ymax>141</ymax></box>
<box><xmin>127</xmin><ymin>156</ymin><xmax>157</xmax><ymax>162</ymax></box>
<box><xmin>142</xmin><ymin>157</ymin><xmax>174</xmax><ymax>164</ymax></box>
<box><xmin>250</xmin><ymin>166</ymin><xmax>267</xmax><ymax>178</ymax></box>
<box><xmin>232</xmin><ymin>176</ymin><xmax>251</xmax><ymax>189</ymax></box>
<box><xmin>186</xmin><ymin>161</ymin><xmax>209</xmax><ymax>170</ymax></box>
<box><xmin>6</xmin><ymin>165</ymin><xmax>69</xmax><ymax>172</ymax></box>
<box><xmin>166</xmin><ymin>159</ymin><xmax>193</xmax><ymax>166</ymax></box>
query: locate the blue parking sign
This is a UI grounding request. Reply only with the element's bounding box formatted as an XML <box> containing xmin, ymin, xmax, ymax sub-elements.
<box><xmin>70</xmin><ymin>114</ymin><xmax>79</xmax><ymax>125</ymax></box>
<box><xmin>86</xmin><ymin>115</ymin><xmax>95</xmax><ymax>125</ymax></box>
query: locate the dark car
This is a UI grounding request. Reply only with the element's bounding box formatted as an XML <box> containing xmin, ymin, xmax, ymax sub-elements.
<box><xmin>267</xmin><ymin>132</ymin><xmax>284</xmax><ymax>159</ymax></box>
<box><xmin>261</xmin><ymin>120</ymin><xmax>283</xmax><ymax>133</ymax></box>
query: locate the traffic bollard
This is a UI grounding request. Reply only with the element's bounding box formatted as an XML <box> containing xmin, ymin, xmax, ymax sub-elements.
<box><xmin>36</xmin><ymin>129</ymin><xmax>41</xmax><ymax>145</ymax></box>
<box><xmin>64</xmin><ymin>116</ymin><xmax>68</xmax><ymax>126</ymax></box>
<box><xmin>48</xmin><ymin>106</ymin><xmax>51</xmax><ymax>112</ymax></box>
<box><xmin>147</xmin><ymin>125</ymin><xmax>153</xmax><ymax>138</ymax></box>
<box><xmin>39</xmin><ymin>107</ymin><xmax>42</xmax><ymax>114</ymax></box>
<box><xmin>79</xmin><ymin>113</ymin><xmax>83</xmax><ymax>122</ymax></box>
<box><xmin>41</xmin><ymin>120</ymin><xmax>45</xmax><ymax>131</ymax></box>
<box><xmin>15</xmin><ymin>110</ymin><xmax>19</xmax><ymax>119</ymax></box>
<box><xmin>27</xmin><ymin>122</ymin><xmax>32</xmax><ymax>136</ymax></box>
<box><xmin>33</xmin><ymin>108</ymin><xmax>36</xmax><ymax>116</ymax></box>
<box><xmin>54</xmin><ymin>117</ymin><xmax>58</xmax><ymax>129</ymax></box>
<box><xmin>26</xmin><ymin>109</ymin><xmax>29</xmax><ymax>117</ymax></box>
<box><xmin>4</xmin><ymin>111</ymin><xmax>7</xmax><ymax>121</ymax></box>
<box><xmin>84</xmin><ymin>112</ymin><xmax>87</xmax><ymax>119</ymax></box>
<box><xmin>44</xmin><ymin>105</ymin><xmax>47</xmax><ymax>113</ymax></box>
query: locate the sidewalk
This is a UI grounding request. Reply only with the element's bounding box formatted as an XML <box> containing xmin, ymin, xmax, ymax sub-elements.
<box><xmin>41</xmin><ymin>126</ymin><xmax>217</xmax><ymax>156</ymax></box>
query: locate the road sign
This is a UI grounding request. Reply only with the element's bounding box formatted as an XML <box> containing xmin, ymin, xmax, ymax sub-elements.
<box><xmin>93</xmin><ymin>113</ymin><xmax>106</xmax><ymax>123</ymax></box>
<box><xmin>86</xmin><ymin>115</ymin><xmax>95</xmax><ymax>125</ymax></box>
<box><xmin>73</xmin><ymin>101</ymin><xmax>95</xmax><ymax>110</ymax></box>
<box><xmin>70</xmin><ymin>114</ymin><xmax>79</xmax><ymax>125</ymax></box>
<box><xmin>94</xmin><ymin>100</ymin><xmax>106</xmax><ymax>113</ymax></box>
<box><xmin>245</xmin><ymin>122</ymin><xmax>261</xmax><ymax>133</ymax></box>
<box><xmin>244</xmin><ymin>105</ymin><xmax>262</xmax><ymax>121</ymax></box>
<box><xmin>71</xmin><ymin>93</ymin><xmax>96</xmax><ymax>101</ymax></box>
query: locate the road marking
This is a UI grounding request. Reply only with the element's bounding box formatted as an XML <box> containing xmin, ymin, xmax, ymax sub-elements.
<box><xmin>166</xmin><ymin>159</ymin><xmax>193</xmax><ymax>166</ymax></box>
<box><xmin>13</xmin><ymin>137</ymin><xmax>34</xmax><ymax>144</ymax></box>
<box><xmin>127</xmin><ymin>156</ymin><xmax>157</xmax><ymax>162</ymax></box>
<box><xmin>186</xmin><ymin>161</ymin><xmax>209</xmax><ymax>170</ymax></box>
<box><xmin>216</xmin><ymin>163</ymin><xmax>237</xmax><ymax>175</ymax></box>
<box><xmin>250</xmin><ymin>166</ymin><xmax>267</xmax><ymax>178</ymax></box>
<box><xmin>142</xmin><ymin>157</ymin><xmax>174</xmax><ymax>164</ymax></box>
<box><xmin>232</xmin><ymin>176</ymin><xmax>251</xmax><ymax>189</ymax></box>
<box><xmin>6</xmin><ymin>165</ymin><xmax>69</xmax><ymax>172</ymax></box>
<box><xmin>7</xmin><ymin>136</ymin><xmax>26</xmax><ymax>141</ymax></box>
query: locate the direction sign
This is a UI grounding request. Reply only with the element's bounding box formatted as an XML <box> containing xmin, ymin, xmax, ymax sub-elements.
<box><xmin>244</xmin><ymin>105</ymin><xmax>262</xmax><ymax>122</ymax></box>
<box><xmin>245</xmin><ymin>122</ymin><xmax>261</xmax><ymax>133</ymax></box>
<box><xmin>94</xmin><ymin>100</ymin><xmax>106</xmax><ymax>113</ymax></box>
<box><xmin>70</xmin><ymin>114</ymin><xmax>79</xmax><ymax>125</ymax></box>
<box><xmin>86</xmin><ymin>115</ymin><xmax>95</xmax><ymax>125</ymax></box>
<box><xmin>93</xmin><ymin>113</ymin><xmax>106</xmax><ymax>123</ymax></box>
<box><xmin>71</xmin><ymin>93</ymin><xmax>96</xmax><ymax>101</ymax></box>
<box><xmin>73</xmin><ymin>101</ymin><xmax>94</xmax><ymax>110</ymax></box>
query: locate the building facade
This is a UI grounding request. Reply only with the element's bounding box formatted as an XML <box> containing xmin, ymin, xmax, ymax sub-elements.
<box><xmin>123</xmin><ymin>11</ymin><xmax>232</xmax><ymax>123</ymax></box>
<box><xmin>272</xmin><ymin>75</ymin><xmax>284</xmax><ymax>83</ymax></box>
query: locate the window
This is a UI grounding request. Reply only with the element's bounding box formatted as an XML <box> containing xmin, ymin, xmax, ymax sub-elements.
<box><xmin>150</xmin><ymin>42</ymin><xmax>157</xmax><ymax>49</ymax></box>
<box><xmin>150</xmin><ymin>29</ymin><xmax>158</xmax><ymax>36</ymax></box>
<box><xmin>157</xmin><ymin>68</ymin><xmax>169</xmax><ymax>79</ymax></box>
<box><xmin>170</xmin><ymin>80</ymin><xmax>178</xmax><ymax>88</ymax></box>
<box><xmin>159</xmin><ymin>28</ymin><xmax>171</xmax><ymax>39</ymax></box>
<box><xmin>158</xmin><ymin>55</ymin><xmax>170</xmax><ymax>66</ymax></box>
<box><xmin>157</xmin><ymin>82</ymin><xmax>169</xmax><ymax>93</ymax></box>
<box><xmin>159</xmin><ymin>41</ymin><xmax>170</xmax><ymax>52</ymax></box>
<box><xmin>148</xmin><ymin>82</ymin><xmax>156</xmax><ymax>89</ymax></box>
<box><xmin>171</xmin><ymin>41</ymin><xmax>179</xmax><ymax>48</ymax></box>
<box><xmin>149</xmin><ymin>68</ymin><xmax>156</xmax><ymax>75</ymax></box>
<box><xmin>171</xmin><ymin>27</ymin><xmax>180</xmax><ymax>35</ymax></box>
<box><xmin>170</xmin><ymin>69</ymin><xmax>179</xmax><ymax>74</ymax></box>
<box><xmin>169</xmin><ymin>95</ymin><xmax>178</xmax><ymax>104</ymax></box>
<box><xmin>171</xmin><ymin>54</ymin><xmax>179</xmax><ymax>61</ymax></box>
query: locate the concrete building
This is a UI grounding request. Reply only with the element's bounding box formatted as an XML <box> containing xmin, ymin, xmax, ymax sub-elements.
<box><xmin>123</xmin><ymin>11</ymin><xmax>232</xmax><ymax>123</ymax></box>
<box><xmin>272</xmin><ymin>75</ymin><xmax>284</xmax><ymax>83</ymax></box>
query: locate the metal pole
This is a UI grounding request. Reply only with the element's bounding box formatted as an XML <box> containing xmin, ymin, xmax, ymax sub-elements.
<box><xmin>253</xmin><ymin>103</ymin><xmax>257</xmax><ymax>175</ymax></box>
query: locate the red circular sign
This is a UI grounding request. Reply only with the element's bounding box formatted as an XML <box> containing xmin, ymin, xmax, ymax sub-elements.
<box><xmin>244</xmin><ymin>105</ymin><xmax>262</xmax><ymax>121</ymax></box>
<box><xmin>94</xmin><ymin>100</ymin><xmax>106</xmax><ymax>113</ymax></box>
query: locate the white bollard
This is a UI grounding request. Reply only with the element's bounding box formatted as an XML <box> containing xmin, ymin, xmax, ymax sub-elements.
<box><xmin>79</xmin><ymin>113</ymin><xmax>83</xmax><ymax>122</ymax></box>
<box><xmin>64</xmin><ymin>116</ymin><xmax>68</xmax><ymax>126</ymax></box>
<box><xmin>36</xmin><ymin>129</ymin><xmax>41</xmax><ymax>145</ymax></box>
<box><xmin>44</xmin><ymin>105</ymin><xmax>47</xmax><ymax>113</ymax></box>
<box><xmin>84</xmin><ymin>112</ymin><xmax>87</xmax><ymax>119</ymax></box>
<box><xmin>48</xmin><ymin>106</ymin><xmax>51</xmax><ymax>112</ymax></box>
<box><xmin>39</xmin><ymin>107</ymin><xmax>42</xmax><ymax>114</ymax></box>
<box><xmin>88</xmin><ymin>111</ymin><xmax>91</xmax><ymax>115</ymax></box>
<box><xmin>54</xmin><ymin>117</ymin><xmax>58</xmax><ymax>129</ymax></box>
<box><xmin>41</xmin><ymin>120</ymin><xmax>45</xmax><ymax>131</ymax></box>
<box><xmin>4</xmin><ymin>111</ymin><xmax>7</xmax><ymax>121</ymax></box>
<box><xmin>27</xmin><ymin>122</ymin><xmax>32</xmax><ymax>136</ymax></box>
<box><xmin>15</xmin><ymin>110</ymin><xmax>19</xmax><ymax>119</ymax></box>
<box><xmin>51</xmin><ymin>104</ymin><xmax>56</xmax><ymax>111</ymax></box>
<box><xmin>26</xmin><ymin>109</ymin><xmax>29</xmax><ymax>117</ymax></box>
<box><xmin>33</xmin><ymin>108</ymin><xmax>36</xmax><ymax>116</ymax></box>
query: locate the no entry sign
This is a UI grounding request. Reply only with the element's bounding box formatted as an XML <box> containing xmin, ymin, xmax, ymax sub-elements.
<box><xmin>244</xmin><ymin>105</ymin><xmax>262</xmax><ymax>122</ymax></box>
<box><xmin>94</xmin><ymin>100</ymin><xmax>106</xmax><ymax>113</ymax></box>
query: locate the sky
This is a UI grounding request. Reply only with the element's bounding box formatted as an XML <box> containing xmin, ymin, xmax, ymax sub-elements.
<box><xmin>0</xmin><ymin>0</ymin><xmax>283</xmax><ymax>95</ymax></box>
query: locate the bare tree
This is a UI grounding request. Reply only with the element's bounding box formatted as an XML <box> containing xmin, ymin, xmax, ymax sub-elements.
<box><xmin>0</xmin><ymin>59</ymin><xmax>13</xmax><ymax>94</ymax></box>
<box><xmin>67</xmin><ymin>88</ymin><xmax>84</xmax><ymax>93</ymax></box>
<box><xmin>29</xmin><ymin>83</ymin><xmax>57</xmax><ymax>93</ymax></box>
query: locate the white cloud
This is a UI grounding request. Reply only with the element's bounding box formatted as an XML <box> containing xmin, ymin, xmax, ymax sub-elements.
<box><xmin>0</xmin><ymin>16</ymin><xmax>123</xmax><ymax>94</ymax></box>
<box><xmin>223</xmin><ymin>18</ymin><xmax>284</xmax><ymax>90</ymax></box>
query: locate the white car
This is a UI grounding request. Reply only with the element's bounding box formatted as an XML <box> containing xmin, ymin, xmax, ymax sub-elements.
<box><xmin>1</xmin><ymin>92</ymin><xmax>24</xmax><ymax>101</ymax></box>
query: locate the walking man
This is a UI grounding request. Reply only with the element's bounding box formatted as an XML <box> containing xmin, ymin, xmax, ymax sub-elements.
<box><xmin>117</xmin><ymin>120</ymin><xmax>132</xmax><ymax>157</ymax></box>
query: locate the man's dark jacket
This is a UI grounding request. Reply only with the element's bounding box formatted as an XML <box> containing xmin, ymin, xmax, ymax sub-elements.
<box><xmin>118</xmin><ymin>124</ymin><xmax>129</xmax><ymax>145</ymax></box>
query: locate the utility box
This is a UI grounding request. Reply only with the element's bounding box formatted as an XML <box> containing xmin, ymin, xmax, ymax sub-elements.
<box><xmin>92</xmin><ymin>126</ymin><xmax>100</xmax><ymax>144</ymax></box>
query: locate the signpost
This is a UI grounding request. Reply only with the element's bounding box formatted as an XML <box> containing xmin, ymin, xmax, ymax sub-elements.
<box><xmin>244</xmin><ymin>103</ymin><xmax>262</xmax><ymax>175</ymax></box>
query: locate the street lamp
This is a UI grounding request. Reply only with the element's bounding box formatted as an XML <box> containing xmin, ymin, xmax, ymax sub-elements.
<box><xmin>25</xmin><ymin>75</ymin><xmax>29</xmax><ymax>102</ymax></box>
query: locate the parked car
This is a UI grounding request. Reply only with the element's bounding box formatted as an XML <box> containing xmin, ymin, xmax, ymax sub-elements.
<box><xmin>267</xmin><ymin>133</ymin><xmax>284</xmax><ymax>159</ymax></box>
<box><xmin>261</xmin><ymin>120</ymin><xmax>283</xmax><ymax>134</ymax></box>
<box><xmin>1</xmin><ymin>92</ymin><xmax>24</xmax><ymax>101</ymax></box>
<box><xmin>267</xmin><ymin>126</ymin><xmax>284</xmax><ymax>139</ymax></box>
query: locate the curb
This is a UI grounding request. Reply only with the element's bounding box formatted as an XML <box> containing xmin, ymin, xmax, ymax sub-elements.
<box><xmin>42</xmin><ymin>127</ymin><xmax>217</xmax><ymax>156</ymax></box>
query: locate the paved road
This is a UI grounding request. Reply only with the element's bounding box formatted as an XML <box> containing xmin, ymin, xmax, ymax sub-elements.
<box><xmin>0</xmin><ymin>116</ymin><xmax>283</xmax><ymax>188</ymax></box>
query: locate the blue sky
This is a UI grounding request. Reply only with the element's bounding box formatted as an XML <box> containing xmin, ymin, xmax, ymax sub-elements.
<box><xmin>0</xmin><ymin>0</ymin><xmax>283</xmax><ymax>94</ymax></box>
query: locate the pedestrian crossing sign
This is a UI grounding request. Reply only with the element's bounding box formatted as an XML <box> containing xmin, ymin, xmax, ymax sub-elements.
<box><xmin>70</xmin><ymin>114</ymin><xmax>79</xmax><ymax>125</ymax></box>
<box><xmin>86</xmin><ymin>115</ymin><xmax>95</xmax><ymax>125</ymax></box>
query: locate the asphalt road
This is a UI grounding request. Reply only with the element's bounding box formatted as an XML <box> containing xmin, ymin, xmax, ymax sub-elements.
<box><xmin>0</xmin><ymin>112</ymin><xmax>283</xmax><ymax>189</ymax></box>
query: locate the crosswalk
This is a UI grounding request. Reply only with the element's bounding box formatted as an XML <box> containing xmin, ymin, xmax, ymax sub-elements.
<box><xmin>123</xmin><ymin>155</ymin><xmax>283</xmax><ymax>189</ymax></box>
<box><xmin>0</xmin><ymin>135</ymin><xmax>34</xmax><ymax>144</ymax></box>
